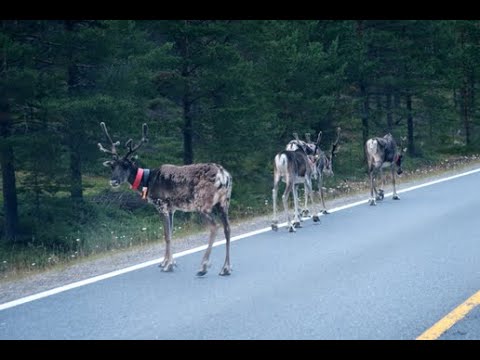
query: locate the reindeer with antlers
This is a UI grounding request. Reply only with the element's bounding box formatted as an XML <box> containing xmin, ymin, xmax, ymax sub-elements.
<box><xmin>272</xmin><ymin>132</ymin><xmax>321</xmax><ymax>232</ymax></box>
<box><xmin>365</xmin><ymin>133</ymin><xmax>406</xmax><ymax>206</ymax></box>
<box><xmin>98</xmin><ymin>122</ymin><xmax>233</xmax><ymax>276</ymax></box>
<box><xmin>285</xmin><ymin>131</ymin><xmax>322</xmax><ymax>218</ymax></box>
<box><xmin>286</xmin><ymin>128</ymin><xmax>341</xmax><ymax>216</ymax></box>
<box><xmin>311</xmin><ymin>127</ymin><xmax>341</xmax><ymax>214</ymax></box>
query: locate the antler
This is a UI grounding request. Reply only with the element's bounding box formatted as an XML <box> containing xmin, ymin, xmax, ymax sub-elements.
<box><xmin>98</xmin><ymin>122</ymin><xmax>120</xmax><ymax>157</ymax></box>
<box><xmin>315</xmin><ymin>131</ymin><xmax>323</xmax><ymax>146</ymax></box>
<box><xmin>124</xmin><ymin>123</ymin><xmax>148</xmax><ymax>159</ymax></box>
<box><xmin>400</xmin><ymin>136</ymin><xmax>407</xmax><ymax>153</ymax></box>
<box><xmin>331</xmin><ymin>127</ymin><xmax>341</xmax><ymax>157</ymax></box>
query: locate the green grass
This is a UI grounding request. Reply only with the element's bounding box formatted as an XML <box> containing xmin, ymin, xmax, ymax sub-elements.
<box><xmin>0</xmin><ymin>185</ymin><xmax>223</xmax><ymax>278</ymax></box>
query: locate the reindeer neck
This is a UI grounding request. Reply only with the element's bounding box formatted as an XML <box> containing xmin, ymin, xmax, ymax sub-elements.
<box><xmin>128</xmin><ymin>164</ymin><xmax>152</xmax><ymax>191</ymax></box>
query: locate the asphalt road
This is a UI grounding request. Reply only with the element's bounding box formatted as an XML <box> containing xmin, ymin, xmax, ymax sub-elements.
<box><xmin>1</xmin><ymin>170</ymin><xmax>480</xmax><ymax>339</ymax></box>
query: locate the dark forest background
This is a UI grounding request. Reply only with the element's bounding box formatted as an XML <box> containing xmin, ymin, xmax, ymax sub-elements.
<box><xmin>1</xmin><ymin>20</ymin><xmax>479</xmax><ymax>272</ymax></box>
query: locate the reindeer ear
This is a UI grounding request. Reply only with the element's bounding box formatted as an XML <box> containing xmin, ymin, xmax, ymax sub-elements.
<box><xmin>103</xmin><ymin>160</ymin><xmax>114</xmax><ymax>167</ymax></box>
<box><xmin>403</xmin><ymin>147</ymin><xmax>407</xmax><ymax>153</ymax></box>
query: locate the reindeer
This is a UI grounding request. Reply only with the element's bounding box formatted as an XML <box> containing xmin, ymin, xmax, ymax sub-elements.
<box><xmin>365</xmin><ymin>133</ymin><xmax>405</xmax><ymax>206</ymax></box>
<box><xmin>285</xmin><ymin>131</ymin><xmax>322</xmax><ymax>218</ymax></box>
<box><xmin>98</xmin><ymin>122</ymin><xmax>233</xmax><ymax>276</ymax></box>
<box><xmin>286</xmin><ymin>128</ymin><xmax>341</xmax><ymax>216</ymax></box>
<box><xmin>311</xmin><ymin>127</ymin><xmax>341</xmax><ymax>214</ymax></box>
<box><xmin>271</xmin><ymin>135</ymin><xmax>321</xmax><ymax>232</ymax></box>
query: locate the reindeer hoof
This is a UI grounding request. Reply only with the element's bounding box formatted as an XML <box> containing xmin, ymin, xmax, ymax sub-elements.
<box><xmin>369</xmin><ymin>199</ymin><xmax>376</xmax><ymax>206</ymax></box>
<box><xmin>288</xmin><ymin>225</ymin><xmax>296</xmax><ymax>233</ymax></box>
<box><xmin>197</xmin><ymin>262</ymin><xmax>211</xmax><ymax>276</ymax></box>
<box><xmin>293</xmin><ymin>221</ymin><xmax>302</xmax><ymax>228</ymax></box>
<box><xmin>271</xmin><ymin>223</ymin><xmax>278</xmax><ymax>231</ymax></box>
<box><xmin>159</xmin><ymin>259</ymin><xmax>176</xmax><ymax>269</ymax></box>
<box><xmin>301</xmin><ymin>209</ymin><xmax>310</xmax><ymax>217</ymax></box>
<box><xmin>393</xmin><ymin>195</ymin><xmax>400</xmax><ymax>200</ymax></box>
<box><xmin>377</xmin><ymin>190</ymin><xmax>384</xmax><ymax>200</ymax></box>
<box><xmin>162</xmin><ymin>263</ymin><xmax>176</xmax><ymax>272</ymax></box>
<box><xmin>312</xmin><ymin>215</ymin><xmax>321</xmax><ymax>223</ymax></box>
<box><xmin>322</xmin><ymin>210</ymin><xmax>329</xmax><ymax>215</ymax></box>
<box><xmin>219</xmin><ymin>266</ymin><xmax>232</xmax><ymax>276</ymax></box>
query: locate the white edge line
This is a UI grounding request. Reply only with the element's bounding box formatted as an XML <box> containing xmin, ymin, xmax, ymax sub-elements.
<box><xmin>2</xmin><ymin>167</ymin><xmax>480</xmax><ymax>311</ymax></box>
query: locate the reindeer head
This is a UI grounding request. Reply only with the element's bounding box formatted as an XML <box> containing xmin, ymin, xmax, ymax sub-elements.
<box><xmin>98</xmin><ymin>122</ymin><xmax>148</xmax><ymax>188</ymax></box>
<box><xmin>290</xmin><ymin>130</ymin><xmax>322</xmax><ymax>157</ymax></box>
<box><xmin>321</xmin><ymin>127</ymin><xmax>341</xmax><ymax>177</ymax></box>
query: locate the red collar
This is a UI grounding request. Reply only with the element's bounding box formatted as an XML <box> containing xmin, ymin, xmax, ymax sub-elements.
<box><xmin>131</xmin><ymin>168</ymin><xmax>144</xmax><ymax>190</ymax></box>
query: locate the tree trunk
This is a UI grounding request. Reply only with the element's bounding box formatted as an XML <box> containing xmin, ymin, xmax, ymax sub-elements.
<box><xmin>468</xmin><ymin>69</ymin><xmax>475</xmax><ymax>146</ymax></box>
<box><xmin>181</xmin><ymin>20</ymin><xmax>193</xmax><ymax>165</ymax></box>
<box><xmin>0</xmin><ymin>102</ymin><xmax>18</xmax><ymax>242</ymax></box>
<box><xmin>375</xmin><ymin>92</ymin><xmax>382</xmax><ymax>128</ymax></box>
<box><xmin>460</xmin><ymin>82</ymin><xmax>470</xmax><ymax>146</ymax></box>
<box><xmin>386</xmin><ymin>91</ymin><xmax>393</xmax><ymax>132</ymax></box>
<box><xmin>65</xmin><ymin>20</ymin><xmax>83</xmax><ymax>201</ymax></box>
<box><xmin>183</xmin><ymin>97</ymin><xmax>193</xmax><ymax>165</ymax></box>
<box><xmin>360</xmin><ymin>82</ymin><xmax>370</xmax><ymax>147</ymax></box>
<box><xmin>356</xmin><ymin>21</ymin><xmax>370</xmax><ymax>152</ymax></box>
<box><xmin>68</xmin><ymin>131</ymin><xmax>83</xmax><ymax>200</ymax></box>
<box><xmin>406</xmin><ymin>93</ymin><xmax>416</xmax><ymax>157</ymax></box>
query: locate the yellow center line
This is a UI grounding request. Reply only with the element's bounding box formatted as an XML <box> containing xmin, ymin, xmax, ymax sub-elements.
<box><xmin>417</xmin><ymin>290</ymin><xmax>480</xmax><ymax>340</ymax></box>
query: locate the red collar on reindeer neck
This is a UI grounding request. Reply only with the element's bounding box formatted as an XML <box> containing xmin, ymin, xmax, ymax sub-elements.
<box><xmin>131</xmin><ymin>168</ymin><xmax>144</xmax><ymax>190</ymax></box>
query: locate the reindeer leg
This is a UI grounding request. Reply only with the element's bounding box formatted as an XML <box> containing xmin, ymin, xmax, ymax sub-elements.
<box><xmin>292</xmin><ymin>182</ymin><xmax>302</xmax><ymax>228</ymax></box>
<box><xmin>376</xmin><ymin>168</ymin><xmax>384</xmax><ymax>201</ymax></box>
<box><xmin>298</xmin><ymin>184</ymin><xmax>307</xmax><ymax>220</ymax></box>
<box><xmin>306</xmin><ymin>178</ymin><xmax>321</xmax><ymax>223</ymax></box>
<box><xmin>318</xmin><ymin>174</ymin><xmax>329</xmax><ymax>214</ymax></box>
<box><xmin>218</xmin><ymin>206</ymin><xmax>232</xmax><ymax>276</ymax></box>
<box><xmin>392</xmin><ymin>166</ymin><xmax>400</xmax><ymax>200</ymax></box>
<box><xmin>282</xmin><ymin>182</ymin><xmax>295</xmax><ymax>232</ymax></box>
<box><xmin>272</xmin><ymin>175</ymin><xmax>280</xmax><ymax>231</ymax></box>
<box><xmin>301</xmin><ymin>184</ymin><xmax>310</xmax><ymax>218</ymax></box>
<box><xmin>294</xmin><ymin>184</ymin><xmax>304</xmax><ymax>220</ymax></box>
<box><xmin>197</xmin><ymin>212</ymin><xmax>218</xmax><ymax>276</ymax></box>
<box><xmin>159</xmin><ymin>211</ymin><xmax>176</xmax><ymax>271</ymax></box>
<box><xmin>369</xmin><ymin>169</ymin><xmax>377</xmax><ymax>206</ymax></box>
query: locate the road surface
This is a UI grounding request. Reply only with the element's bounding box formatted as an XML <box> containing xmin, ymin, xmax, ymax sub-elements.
<box><xmin>1</xmin><ymin>169</ymin><xmax>480</xmax><ymax>339</ymax></box>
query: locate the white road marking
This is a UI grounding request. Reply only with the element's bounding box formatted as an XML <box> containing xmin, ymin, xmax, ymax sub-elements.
<box><xmin>2</xmin><ymin>167</ymin><xmax>480</xmax><ymax>311</ymax></box>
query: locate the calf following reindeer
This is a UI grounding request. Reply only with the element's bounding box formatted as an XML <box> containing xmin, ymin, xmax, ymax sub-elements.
<box><xmin>98</xmin><ymin>122</ymin><xmax>233</xmax><ymax>276</ymax></box>
<box><xmin>365</xmin><ymin>133</ymin><xmax>405</xmax><ymax>206</ymax></box>
<box><xmin>309</xmin><ymin>127</ymin><xmax>341</xmax><ymax>214</ymax></box>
